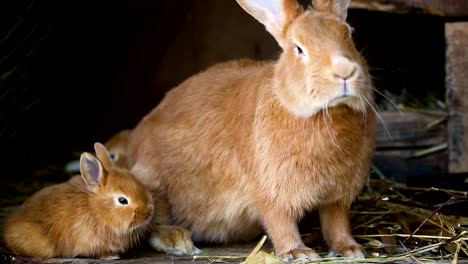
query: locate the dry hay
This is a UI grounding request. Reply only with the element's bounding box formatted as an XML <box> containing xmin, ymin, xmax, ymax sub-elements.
<box><xmin>194</xmin><ymin>179</ymin><xmax>468</xmax><ymax>263</ymax></box>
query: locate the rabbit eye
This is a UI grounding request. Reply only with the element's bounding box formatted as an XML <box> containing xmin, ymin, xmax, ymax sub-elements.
<box><xmin>109</xmin><ymin>153</ymin><xmax>118</xmax><ymax>161</ymax></box>
<box><xmin>118</xmin><ymin>197</ymin><xmax>128</xmax><ymax>205</ymax></box>
<box><xmin>295</xmin><ymin>45</ymin><xmax>304</xmax><ymax>55</ymax></box>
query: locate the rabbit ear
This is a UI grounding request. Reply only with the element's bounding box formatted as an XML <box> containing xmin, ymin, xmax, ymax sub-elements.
<box><xmin>80</xmin><ymin>152</ymin><xmax>105</xmax><ymax>190</ymax></box>
<box><xmin>236</xmin><ymin>0</ymin><xmax>303</xmax><ymax>48</ymax></box>
<box><xmin>94</xmin><ymin>142</ymin><xmax>114</xmax><ymax>170</ymax></box>
<box><xmin>312</xmin><ymin>0</ymin><xmax>350</xmax><ymax>21</ymax></box>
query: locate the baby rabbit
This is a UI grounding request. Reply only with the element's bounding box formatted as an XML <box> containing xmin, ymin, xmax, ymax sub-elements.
<box><xmin>64</xmin><ymin>130</ymin><xmax>132</xmax><ymax>174</ymax></box>
<box><xmin>104</xmin><ymin>129</ymin><xmax>132</xmax><ymax>168</ymax></box>
<box><xmin>128</xmin><ymin>0</ymin><xmax>375</xmax><ymax>260</ymax></box>
<box><xmin>4</xmin><ymin>143</ymin><xmax>154</xmax><ymax>259</ymax></box>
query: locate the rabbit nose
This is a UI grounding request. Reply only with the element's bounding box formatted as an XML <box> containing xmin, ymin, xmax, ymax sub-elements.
<box><xmin>331</xmin><ymin>56</ymin><xmax>357</xmax><ymax>80</ymax></box>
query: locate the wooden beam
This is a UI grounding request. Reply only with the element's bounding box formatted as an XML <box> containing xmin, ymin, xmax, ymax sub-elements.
<box><xmin>446</xmin><ymin>22</ymin><xmax>468</xmax><ymax>173</ymax></box>
<box><xmin>351</xmin><ymin>0</ymin><xmax>468</xmax><ymax>17</ymax></box>
<box><xmin>374</xmin><ymin>111</ymin><xmax>448</xmax><ymax>182</ymax></box>
<box><xmin>376</xmin><ymin>111</ymin><xmax>447</xmax><ymax>149</ymax></box>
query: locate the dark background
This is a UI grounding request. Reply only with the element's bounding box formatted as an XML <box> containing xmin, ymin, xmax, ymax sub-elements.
<box><xmin>0</xmin><ymin>0</ymin><xmax>449</xmax><ymax>189</ymax></box>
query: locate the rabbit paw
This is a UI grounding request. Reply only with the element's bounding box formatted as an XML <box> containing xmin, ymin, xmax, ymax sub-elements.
<box><xmin>339</xmin><ymin>244</ymin><xmax>365</xmax><ymax>258</ymax></box>
<box><xmin>279</xmin><ymin>247</ymin><xmax>320</xmax><ymax>261</ymax></box>
<box><xmin>329</xmin><ymin>243</ymin><xmax>365</xmax><ymax>258</ymax></box>
<box><xmin>149</xmin><ymin>225</ymin><xmax>202</xmax><ymax>256</ymax></box>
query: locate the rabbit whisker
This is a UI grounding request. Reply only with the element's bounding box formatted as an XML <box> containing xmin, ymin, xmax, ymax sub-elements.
<box><xmin>322</xmin><ymin>102</ymin><xmax>342</xmax><ymax>152</ymax></box>
<box><xmin>362</xmin><ymin>95</ymin><xmax>391</xmax><ymax>139</ymax></box>
<box><xmin>357</xmin><ymin>94</ymin><xmax>368</xmax><ymax>122</ymax></box>
<box><xmin>372</xmin><ymin>87</ymin><xmax>403</xmax><ymax>116</ymax></box>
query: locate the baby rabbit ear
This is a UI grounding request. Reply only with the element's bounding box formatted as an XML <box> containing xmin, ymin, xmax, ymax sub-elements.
<box><xmin>94</xmin><ymin>142</ymin><xmax>115</xmax><ymax>171</ymax></box>
<box><xmin>236</xmin><ymin>0</ymin><xmax>303</xmax><ymax>48</ymax></box>
<box><xmin>312</xmin><ymin>0</ymin><xmax>350</xmax><ymax>21</ymax></box>
<box><xmin>80</xmin><ymin>152</ymin><xmax>105</xmax><ymax>190</ymax></box>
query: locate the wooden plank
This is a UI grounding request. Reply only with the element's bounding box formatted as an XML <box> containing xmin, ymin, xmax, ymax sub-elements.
<box><xmin>0</xmin><ymin>250</ymin><xmax>249</xmax><ymax>264</ymax></box>
<box><xmin>446</xmin><ymin>22</ymin><xmax>468</xmax><ymax>173</ymax></box>
<box><xmin>373</xmin><ymin>149</ymin><xmax>447</xmax><ymax>183</ymax></box>
<box><xmin>374</xmin><ymin>111</ymin><xmax>448</xmax><ymax>183</ymax></box>
<box><xmin>0</xmin><ymin>211</ymin><xmax>260</xmax><ymax>264</ymax></box>
<box><xmin>376</xmin><ymin>111</ymin><xmax>447</xmax><ymax>149</ymax></box>
<box><xmin>0</xmin><ymin>241</ymin><xmax>257</xmax><ymax>264</ymax></box>
<box><xmin>350</xmin><ymin>0</ymin><xmax>468</xmax><ymax>17</ymax></box>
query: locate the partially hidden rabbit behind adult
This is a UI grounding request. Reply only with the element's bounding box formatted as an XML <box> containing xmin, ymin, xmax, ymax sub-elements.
<box><xmin>128</xmin><ymin>0</ymin><xmax>376</xmax><ymax>260</ymax></box>
<box><xmin>64</xmin><ymin>129</ymin><xmax>132</xmax><ymax>174</ymax></box>
<box><xmin>104</xmin><ymin>129</ymin><xmax>132</xmax><ymax>168</ymax></box>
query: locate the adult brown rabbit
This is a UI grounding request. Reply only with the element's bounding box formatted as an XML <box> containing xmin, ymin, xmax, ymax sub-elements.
<box><xmin>4</xmin><ymin>143</ymin><xmax>154</xmax><ymax>259</ymax></box>
<box><xmin>128</xmin><ymin>0</ymin><xmax>376</xmax><ymax>260</ymax></box>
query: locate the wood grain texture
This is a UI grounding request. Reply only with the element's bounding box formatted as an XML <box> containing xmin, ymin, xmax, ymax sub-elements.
<box><xmin>376</xmin><ymin>111</ymin><xmax>446</xmax><ymax>149</ymax></box>
<box><xmin>446</xmin><ymin>22</ymin><xmax>468</xmax><ymax>173</ymax></box>
<box><xmin>351</xmin><ymin>0</ymin><xmax>468</xmax><ymax>16</ymax></box>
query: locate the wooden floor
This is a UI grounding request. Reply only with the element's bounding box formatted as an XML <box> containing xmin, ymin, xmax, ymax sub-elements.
<box><xmin>0</xmin><ymin>249</ymin><xmax>252</xmax><ymax>264</ymax></box>
<box><xmin>2</xmin><ymin>216</ymin><xmax>467</xmax><ymax>264</ymax></box>
<box><xmin>0</xmin><ymin>245</ymin><xmax>258</xmax><ymax>264</ymax></box>
<box><xmin>0</xmin><ymin>211</ymin><xmax>265</xmax><ymax>264</ymax></box>
<box><xmin>2</xmin><ymin>180</ymin><xmax>467</xmax><ymax>264</ymax></box>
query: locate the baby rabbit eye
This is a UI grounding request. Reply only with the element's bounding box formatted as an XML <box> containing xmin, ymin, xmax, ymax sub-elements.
<box><xmin>118</xmin><ymin>197</ymin><xmax>128</xmax><ymax>205</ymax></box>
<box><xmin>109</xmin><ymin>152</ymin><xmax>118</xmax><ymax>161</ymax></box>
<box><xmin>295</xmin><ymin>45</ymin><xmax>304</xmax><ymax>55</ymax></box>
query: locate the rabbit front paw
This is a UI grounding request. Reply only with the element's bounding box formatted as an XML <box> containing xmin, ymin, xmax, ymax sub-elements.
<box><xmin>332</xmin><ymin>243</ymin><xmax>365</xmax><ymax>258</ymax></box>
<box><xmin>149</xmin><ymin>225</ymin><xmax>202</xmax><ymax>256</ymax></box>
<box><xmin>279</xmin><ymin>247</ymin><xmax>320</xmax><ymax>261</ymax></box>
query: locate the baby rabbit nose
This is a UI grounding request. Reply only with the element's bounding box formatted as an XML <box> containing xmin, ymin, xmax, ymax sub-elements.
<box><xmin>331</xmin><ymin>56</ymin><xmax>357</xmax><ymax>80</ymax></box>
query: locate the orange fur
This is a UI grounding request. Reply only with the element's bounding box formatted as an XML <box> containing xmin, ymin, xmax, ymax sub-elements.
<box><xmin>128</xmin><ymin>0</ymin><xmax>375</xmax><ymax>260</ymax></box>
<box><xmin>4</xmin><ymin>144</ymin><xmax>154</xmax><ymax>259</ymax></box>
<box><xmin>104</xmin><ymin>129</ymin><xmax>132</xmax><ymax>168</ymax></box>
